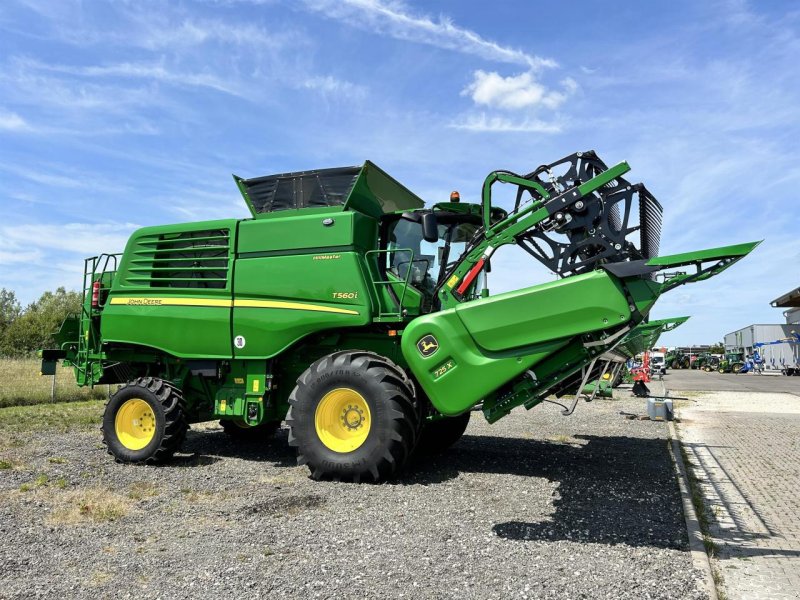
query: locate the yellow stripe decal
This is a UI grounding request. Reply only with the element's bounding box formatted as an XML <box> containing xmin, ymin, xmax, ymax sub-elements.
<box><xmin>234</xmin><ymin>299</ymin><xmax>359</xmax><ymax>315</ymax></box>
<box><xmin>109</xmin><ymin>297</ymin><xmax>359</xmax><ymax>315</ymax></box>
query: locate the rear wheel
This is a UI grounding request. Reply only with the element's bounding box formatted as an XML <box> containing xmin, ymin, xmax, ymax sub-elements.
<box><xmin>415</xmin><ymin>412</ymin><xmax>471</xmax><ymax>455</ymax></box>
<box><xmin>220</xmin><ymin>419</ymin><xmax>280</xmax><ymax>439</ymax></box>
<box><xmin>286</xmin><ymin>351</ymin><xmax>419</xmax><ymax>482</ymax></box>
<box><xmin>102</xmin><ymin>377</ymin><xmax>187</xmax><ymax>464</ymax></box>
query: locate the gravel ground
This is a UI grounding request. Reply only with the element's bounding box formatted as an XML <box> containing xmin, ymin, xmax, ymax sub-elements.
<box><xmin>0</xmin><ymin>395</ymin><xmax>706</xmax><ymax>599</ymax></box>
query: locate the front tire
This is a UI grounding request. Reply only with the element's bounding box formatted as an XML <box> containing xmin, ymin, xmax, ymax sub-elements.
<box><xmin>102</xmin><ymin>377</ymin><xmax>187</xmax><ymax>464</ymax></box>
<box><xmin>286</xmin><ymin>351</ymin><xmax>419</xmax><ymax>482</ymax></box>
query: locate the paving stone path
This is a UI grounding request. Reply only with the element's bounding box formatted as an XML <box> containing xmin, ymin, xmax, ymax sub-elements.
<box><xmin>675</xmin><ymin>391</ymin><xmax>800</xmax><ymax>599</ymax></box>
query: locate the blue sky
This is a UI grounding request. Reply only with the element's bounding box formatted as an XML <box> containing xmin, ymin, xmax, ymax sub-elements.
<box><xmin>1</xmin><ymin>0</ymin><xmax>798</xmax><ymax>346</ymax></box>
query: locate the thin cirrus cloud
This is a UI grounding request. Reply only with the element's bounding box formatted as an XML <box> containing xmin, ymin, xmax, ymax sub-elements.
<box><xmin>0</xmin><ymin>222</ymin><xmax>137</xmax><ymax>257</ymax></box>
<box><xmin>11</xmin><ymin>57</ymin><xmax>245</xmax><ymax>98</ymax></box>
<box><xmin>300</xmin><ymin>0</ymin><xmax>556</xmax><ymax>69</ymax></box>
<box><xmin>449</xmin><ymin>113</ymin><xmax>563</xmax><ymax>134</ymax></box>
<box><xmin>295</xmin><ymin>0</ymin><xmax>575</xmax><ymax>134</ymax></box>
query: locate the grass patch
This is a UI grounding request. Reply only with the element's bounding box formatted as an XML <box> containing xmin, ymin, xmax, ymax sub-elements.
<box><xmin>677</xmin><ymin>441</ymin><xmax>726</xmax><ymax>594</ymax></box>
<box><xmin>87</xmin><ymin>570</ymin><xmax>113</xmax><ymax>587</ymax></box>
<box><xmin>0</xmin><ymin>358</ymin><xmax>107</xmax><ymax>408</ymax></box>
<box><xmin>127</xmin><ymin>481</ymin><xmax>159</xmax><ymax>501</ymax></box>
<box><xmin>47</xmin><ymin>488</ymin><xmax>131</xmax><ymax>524</ymax></box>
<box><xmin>0</xmin><ymin>400</ymin><xmax>104</xmax><ymax>434</ymax></box>
<box><xmin>0</xmin><ymin>455</ymin><xmax>27</xmax><ymax>469</ymax></box>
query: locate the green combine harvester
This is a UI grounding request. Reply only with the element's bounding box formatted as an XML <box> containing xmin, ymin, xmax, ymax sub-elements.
<box><xmin>42</xmin><ymin>151</ymin><xmax>758</xmax><ymax>481</ymax></box>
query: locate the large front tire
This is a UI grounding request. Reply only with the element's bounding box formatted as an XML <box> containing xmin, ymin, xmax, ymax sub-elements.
<box><xmin>102</xmin><ymin>377</ymin><xmax>188</xmax><ymax>464</ymax></box>
<box><xmin>286</xmin><ymin>351</ymin><xmax>419</xmax><ymax>482</ymax></box>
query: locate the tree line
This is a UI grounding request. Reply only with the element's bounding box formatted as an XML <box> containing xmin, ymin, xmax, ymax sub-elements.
<box><xmin>0</xmin><ymin>288</ymin><xmax>82</xmax><ymax>357</ymax></box>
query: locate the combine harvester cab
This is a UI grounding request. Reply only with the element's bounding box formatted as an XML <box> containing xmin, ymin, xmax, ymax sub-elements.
<box><xmin>43</xmin><ymin>150</ymin><xmax>758</xmax><ymax>482</ymax></box>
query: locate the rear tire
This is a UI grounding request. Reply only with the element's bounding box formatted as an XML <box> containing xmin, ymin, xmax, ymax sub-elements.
<box><xmin>102</xmin><ymin>377</ymin><xmax>187</xmax><ymax>464</ymax></box>
<box><xmin>415</xmin><ymin>412</ymin><xmax>471</xmax><ymax>456</ymax></box>
<box><xmin>220</xmin><ymin>419</ymin><xmax>280</xmax><ymax>439</ymax></box>
<box><xmin>286</xmin><ymin>351</ymin><xmax>419</xmax><ymax>482</ymax></box>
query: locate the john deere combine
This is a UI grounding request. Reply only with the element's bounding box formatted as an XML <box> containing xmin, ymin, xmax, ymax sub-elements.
<box><xmin>43</xmin><ymin>151</ymin><xmax>758</xmax><ymax>481</ymax></box>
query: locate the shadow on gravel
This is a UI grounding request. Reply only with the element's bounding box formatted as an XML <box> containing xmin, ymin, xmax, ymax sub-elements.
<box><xmin>405</xmin><ymin>433</ymin><xmax>685</xmax><ymax>550</ymax></box>
<box><xmin>173</xmin><ymin>428</ymin><xmax>296</xmax><ymax>468</ymax></box>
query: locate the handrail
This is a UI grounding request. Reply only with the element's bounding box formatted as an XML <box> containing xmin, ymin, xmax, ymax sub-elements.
<box><xmin>365</xmin><ymin>248</ymin><xmax>414</xmax><ymax>321</ymax></box>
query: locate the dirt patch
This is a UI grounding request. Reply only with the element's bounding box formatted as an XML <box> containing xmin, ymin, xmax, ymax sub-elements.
<box><xmin>245</xmin><ymin>493</ymin><xmax>326</xmax><ymax>516</ymax></box>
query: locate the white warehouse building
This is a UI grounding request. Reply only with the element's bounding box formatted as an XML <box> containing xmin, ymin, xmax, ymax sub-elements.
<box><xmin>724</xmin><ymin>324</ymin><xmax>799</xmax><ymax>369</ymax></box>
<box><xmin>723</xmin><ymin>287</ymin><xmax>800</xmax><ymax>370</ymax></box>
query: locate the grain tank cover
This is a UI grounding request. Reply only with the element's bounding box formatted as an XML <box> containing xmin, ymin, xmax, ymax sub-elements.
<box><xmin>234</xmin><ymin>160</ymin><xmax>424</xmax><ymax>219</ymax></box>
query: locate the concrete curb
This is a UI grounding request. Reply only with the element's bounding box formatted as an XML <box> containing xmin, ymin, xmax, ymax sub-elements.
<box><xmin>667</xmin><ymin>419</ymin><xmax>719</xmax><ymax>600</ymax></box>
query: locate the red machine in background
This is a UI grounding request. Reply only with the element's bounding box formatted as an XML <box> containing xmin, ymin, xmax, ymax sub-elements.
<box><xmin>631</xmin><ymin>351</ymin><xmax>652</xmax><ymax>397</ymax></box>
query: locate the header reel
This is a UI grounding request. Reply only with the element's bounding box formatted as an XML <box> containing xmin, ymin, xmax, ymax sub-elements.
<box><xmin>493</xmin><ymin>151</ymin><xmax>663</xmax><ymax>277</ymax></box>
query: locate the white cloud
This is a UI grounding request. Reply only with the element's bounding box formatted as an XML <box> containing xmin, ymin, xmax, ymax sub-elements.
<box><xmin>463</xmin><ymin>71</ymin><xmax>577</xmax><ymax>111</ymax></box>
<box><xmin>0</xmin><ymin>162</ymin><xmax>86</xmax><ymax>189</ymax></box>
<box><xmin>13</xmin><ymin>58</ymin><xmax>245</xmax><ymax>98</ymax></box>
<box><xmin>0</xmin><ymin>222</ymin><xmax>138</xmax><ymax>256</ymax></box>
<box><xmin>300</xmin><ymin>75</ymin><xmax>366</xmax><ymax>98</ymax></box>
<box><xmin>302</xmin><ymin>0</ymin><xmax>555</xmax><ymax>69</ymax></box>
<box><xmin>449</xmin><ymin>113</ymin><xmax>563</xmax><ymax>133</ymax></box>
<box><xmin>0</xmin><ymin>109</ymin><xmax>29</xmax><ymax>131</ymax></box>
<box><xmin>0</xmin><ymin>161</ymin><xmax>133</xmax><ymax>195</ymax></box>
<box><xmin>0</xmin><ymin>249</ymin><xmax>43</xmax><ymax>265</ymax></box>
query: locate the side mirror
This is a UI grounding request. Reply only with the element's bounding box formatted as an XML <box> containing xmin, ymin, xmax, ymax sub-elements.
<box><xmin>421</xmin><ymin>212</ymin><xmax>438</xmax><ymax>243</ymax></box>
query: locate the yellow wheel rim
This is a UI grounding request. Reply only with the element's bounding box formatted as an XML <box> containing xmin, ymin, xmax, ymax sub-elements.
<box><xmin>314</xmin><ymin>388</ymin><xmax>371</xmax><ymax>453</ymax></box>
<box><xmin>114</xmin><ymin>398</ymin><xmax>157</xmax><ymax>450</ymax></box>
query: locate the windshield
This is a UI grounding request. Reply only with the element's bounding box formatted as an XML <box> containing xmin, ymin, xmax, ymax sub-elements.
<box><xmin>386</xmin><ymin>215</ymin><xmax>481</xmax><ymax>296</ymax></box>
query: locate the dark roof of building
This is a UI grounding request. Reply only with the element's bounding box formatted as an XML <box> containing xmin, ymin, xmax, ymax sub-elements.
<box><xmin>771</xmin><ymin>287</ymin><xmax>800</xmax><ymax>308</ymax></box>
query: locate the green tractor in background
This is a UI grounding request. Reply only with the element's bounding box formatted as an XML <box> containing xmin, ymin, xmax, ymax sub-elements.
<box><xmin>665</xmin><ymin>349</ymin><xmax>679</xmax><ymax>368</ymax></box>
<box><xmin>42</xmin><ymin>150</ymin><xmax>757</xmax><ymax>482</ymax></box>
<box><xmin>668</xmin><ymin>351</ymin><xmax>690</xmax><ymax>369</ymax></box>
<box><xmin>703</xmin><ymin>355</ymin><xmax>721</xmax><ymax>372</ymax></box>
<box><xmin>718</xmin><ymin>352</ymin><xmax>746</xmax><ymax>374</ymax></box>
<box><xmin>691</xmin><ymin>352</ymin><xmax>711</xmax><ymax>370</ymax></box>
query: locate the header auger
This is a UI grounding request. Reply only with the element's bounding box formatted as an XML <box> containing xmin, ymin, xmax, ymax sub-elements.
<box><xmin>43</xmin><ymin>151</ymin><xmax>759</xmax><ymax>482</ymax></box>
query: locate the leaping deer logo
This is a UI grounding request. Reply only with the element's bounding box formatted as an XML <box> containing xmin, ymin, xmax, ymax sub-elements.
<box><xmin>417</xmin><ymin>335</ymin><xmax>439</xmax><ymax>357</ymax></box>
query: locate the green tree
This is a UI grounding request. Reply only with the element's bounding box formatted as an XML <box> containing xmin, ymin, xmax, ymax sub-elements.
<box><xmin>0</xmin><ymin>288</ymin><xmax>21</xmax><ymax>337</ymax></box>
<box><xmin>0</xmin><ymin>288</ymin><xmax>82</xmax><ymax>357</ymax></box>
<box><xmin>709</xmin><ymin>342</ymin><xmax>725</xmax><ymax>354</ymax></box>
